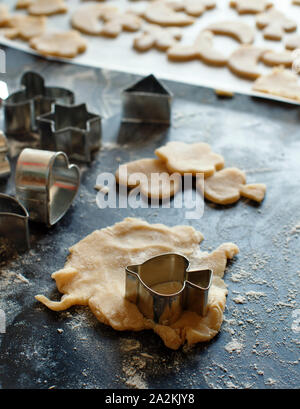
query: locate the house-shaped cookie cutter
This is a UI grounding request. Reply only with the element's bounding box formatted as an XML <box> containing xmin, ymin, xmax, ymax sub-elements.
<box><xmin>0</xmin><ymin>193</ymin><xmax>30</xmax><ymax>253</ymax></box>
<box><xmin>4</xmin><ymin>71</ymin><xmax>75</xmax><ymax>136</ymax></box>
<box><xmin>16</xmin><ymin>148</ymin><xmax>80</xmax><ymax>227</ymax></box>
<box><xmin>126</xmin><ymin>253</ymin><xmax>213</xmax><ymax>325</ymax></box>
<box><xmin>0</xmin><ymin>131</ymin><xmax>10</xmax><ymax>179</ymax></box>
<box><xmin>36</xmin><ymin>103</ymin><xmax>102</xmax><ymax>162</ymax></box>
<box><xmin>122</xmin><ymin>74</ymin><xmax>173</xmax><ymax>124</ymax></box>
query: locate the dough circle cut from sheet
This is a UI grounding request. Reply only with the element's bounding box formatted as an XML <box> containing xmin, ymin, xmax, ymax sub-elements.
<box><xmin>35</xmin><ymin>217</ymin><xmax>239</xmax><ymax>350</ymax></box>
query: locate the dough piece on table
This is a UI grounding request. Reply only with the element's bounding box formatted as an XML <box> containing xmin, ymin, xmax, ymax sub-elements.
<box><xmin>35</xmin><ymin>217</ymin><xmax>240</xmax><ymax>349</ymax></box>
<box><xmin>115</xmin><ymin>158</ymin><xmax>182</xmax><ymax>199</ymax></box>
<box><xmin>142</xmin><ymin>1</ymin><xmax>195</xmax><ymax>27</ymax></box>
<box><xmin>71</xmin><ymin>4</ymin><xmax>118</xmax><ymax>36</ymax></box>
<box><xmin>200</xmin><ymin>168</ymin><xmax>266</xmax><ymax>204</ymax></box>
<box><xmin>155</xmin><ymin>141</ymin><xmax>224</xmax><ymax>177</ymax></box>
<box><xmin>0</xmin><ymin>4</ymin><xmax>9</xmax><ymax>26</ymax></box>
<box><xmin>261</xmin><ymin>50</ymin><xmax>293</xmax><ymax>67</ymax></box>
<box><xmin>285</xmin><ymin>34</ymin><xmax>300</xmax><ymax>50</ymax></box>
<box><xmin>252</xmin><ymin>67</ymin><xmax>300</xmax><ymax>102</ymax></box>
<box><xmin>256</xmin><ymin>8</ymin><xmax>297</xmax><ymax>41</ymax></box>
<box><xmin>29</xmin><ymin>30</ymin><xmax>87</xmax><ymax>58</ymax></box>
<box><xmin>133</xmin><ymin>25</ymin><xmax>182</xmax><ymax>52</ymax></box>
<box><xmin>228</xmin><ymin>45</ymin><xmax>267</xmax><ymax>80</ymax></box>
<box><xmin>167</xmin><ymin>30</ymin><xmax>227</xmax><ymax>66</ymax></box>
<box><xmin>230</xmin><ymin>0</ymin><xmax>272</xmax><ymax>14</ymax></box>
<box><xmin>3</xmin><ymin>15</ymin><xmax>46</xmax><ymax>40</ymax></box>
<box><xmin>162</xmin><ymin>0</ymin><xmax>216</xmax><ymax>17</ymax></box>
<box><xmin>292</xmin><ymin>0</ymin><xmax>300</xmax><ymax>5</ymax></box>
<box><xmin>205</xmin><ymin>20</ymin><xmax>255</xmax><ymax>44</ymax></box>
<box><xmin>17</xmin><ymin>0</ymin><xmax>68</xmax><ymax>16</ymax></box>
<box><xmin>100</xmin><ymin>10</ymin><xmax>143</xmax><ymax>37</ymax></box>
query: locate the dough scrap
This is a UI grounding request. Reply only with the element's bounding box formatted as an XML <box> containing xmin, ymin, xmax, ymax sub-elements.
<box><xmin>3</xmin><ymin>15</ymin><xmax>46</xmax><ymax>40</ymax></box>
<box><xmin>162</xmin><ymin>0</ymin><xmax>216</xmax><ymax>17</ymax></box>
<box><xmin>252</xmin><ymin>67</ymin><xmax>300</xmax><ymax>101</ymax></box>
<box><xmin>228</xmin><ymin>45</ymin><xmax>267</xmax><ymax>80</ymax></box>
<box><xmin>142</xmin><ymin>1</ymin><xmax>195</xmax><ymax>27</ymax></box>
<box><xmin>35</xmin><ymin>217</ymin><xmax>239</xmax><ymax>349</ymax></box>
<box><xmin>133</xmin><ymin>25</ymin><xmax>182</xmax><ymax>52</ymax></box>
<box><xmin>115</xmin><ymin>158</ymin><xmax>182</xmax><ymax>199</ymax></box>
<box><xmin>261</xmin><ymin>50</ymin><xmax>293</xmax><ymax>68</ymax></box>
<box><xmin>230</xmin><ymin>0</ymin><xmax>272</xmax><ymax>14</ymax></box>
<box><xmin>167</xmin><ymin>30</ymin><xmax>227</xmax><ymax>66</ymax></box>
<box><xmin>155</xmin><ymin>141</ymin><xmax>224</xmax><ymax>177</ymax></box>
<box><xmin>0</xmin><ymin>4</ymin><xmax>9</xmax><ymax>26</ymax></box>
<box><xmin>205</xmin><ymin>20</ymin><xmax>255</xmax><ymax>44</ymax></box>
<box><xmin>256</xmin><ymin>8</ymin><xmax>297</xmax><ymax>41</ymax></box>
<box><xmin>17</xmin><ymin>0</ymin><xmax>67</xmax><ymax>16</ymax></box>
<box><xmin>29</xmin><ymin>30</ymin><xmax>87</xmax><ymax>58</ymax></box>
<box><xmin>285</xmin><ymin>34</ymin><xmax>300</xmax><ymax>50</ymax></box>
<box><xmin>71</xmin><ymin>4</ymin><xmax>118</xmax><ymax>36</ymax></box>
<box><xmin>199</xmin><ymin>168</ymin><xmax>266</xmax><ymax>205</ymax></box>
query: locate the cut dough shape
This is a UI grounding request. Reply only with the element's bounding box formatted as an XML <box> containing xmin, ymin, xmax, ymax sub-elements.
<box><xmin>205</xmin><ymin>20</ymin><xmax>255</xmax><ymax>44</ymax></box>
<box><xmin>115</xmin><ymin>158</ymin><xmax>182</xmax><ymax>199</ymax></box>
<box><xmin>142</xmin><ymin>1</ymin><xmax>195</xmax><ymax>27</ymax></box>
<box><xmin>261</xmin><ymin>50</ymin><xmax>293</xmax><ymax>68</ymax></box>
<box><xmin>167</xmin><ymin>30</ymin><xmax>227</xmax><ymax>66</ymax></box>
<box><xmin>285</xmin><ymin>34</ymin><xmax>300</xmax><ymax>50</ymax></box>
<box><xmin>3</xmin><ymin>15</ymin><xmax>46</xmax><ymax>40</ymax></box>
<box><xmin>230</xmin><ymin>0</ymin><xmax>273</xmax><ymax>14</ymax></box>
<box><xmin>71</xmin><ymin>4</ymin><xmax>118</xmax><ymax>36</ymax></box>
<box><xmin>155</xmin><ymin>141</ymin><xmax>224</xmax><ymax>177</ymax></box>
<box><xmin>29</xmin><ymin>30</ymin><xmax>87</xmax><ymax>58</ymax></box>
<box><xmin>252</xmin><ymin>67</ymin><xmax>300</xmax><ymax>102</ymax></box>
<box><xmin>256</xmin><ymin>8</ymin><xmax>297</xmax><ymax>41</ymax></box>
<box><xmin>99</xmin><ymin>10</ymin><xmax>143</xmax><ymax>37</ymax></box>
<box><xmin>133</xmin><ymin>25</ymin><xmax>182</xmax><ymax>52</ymax></box>
<box><xmin>0</xmin><ymin>4</ymin><xmax>9</xmax><ymax>26</ymax></box>
<box><xmin>162</xmin><ymin>0</ymin><xmax>216</xmax><ymax>17</ymax></box>
<box><xmin>199</xmin><ymin>168</ymin><xmax>266</xmax><ymax>205</ymax></box>
<box><xmin>35</xmin><ymin>217</ymin><xmax>240</xmax><ymax>350</ymax></box>
<box><xmin>16</xmin><ymin>0</ymin><xmax>67</xmax><ymax>16</ymax></box>
<box><xmin>228</xmin><ymin>45</ymin><xmax>267</xmax><ymax>80</ymax></box>
<box><xmin>292</xmin><ymin>0</ymin><xmax>300</xmax><ymax>5</ymax></box>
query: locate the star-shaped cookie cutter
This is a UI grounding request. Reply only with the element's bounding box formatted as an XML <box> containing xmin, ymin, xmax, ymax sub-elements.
<box><xmin>122</xmin><ymin>74</ymin><xmax>173</xmax><ymax>125</ymax></box>
<box><xmin>4</xmin><ymin>71</ymin><xmax>75</xmax><ymax>136</ymax></box>
<box><xmin>0</xmin><ymin>193</ymin><xmax>30</xmax><ymax>253</ymax></box>
<box><xmin>126</xmin><ymin>253</ymin><xmax>213</xmax><ymax>325</ymax></box>
<box><xmin>0</xmin><ymin>131</ymin><xmax>10</xmax><ymax>179</ymax></box>
<box><xmin>15</xmin><ymin>148</ymin><xmax>80</xmax><ymax>227</ymax></box>
<box><xmin>37</xmin><ymin>103</ymin><xmax>102</xmax><ymax>162</ymax></box>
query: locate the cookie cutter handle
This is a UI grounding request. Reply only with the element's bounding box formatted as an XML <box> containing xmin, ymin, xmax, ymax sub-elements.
<box><xmin>185</xmin><ymin>269</ymin><xmax>213</xmax><ymax>316</ymax></box>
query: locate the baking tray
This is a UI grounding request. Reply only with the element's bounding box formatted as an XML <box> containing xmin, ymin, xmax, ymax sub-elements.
<box><xmin>0</xmin><ymin>46</ymin><xmax>299</xmax><ymax>389</ymax></box>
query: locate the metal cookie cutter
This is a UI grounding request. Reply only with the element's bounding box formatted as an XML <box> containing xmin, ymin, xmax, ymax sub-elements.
<box><xmin>37</xmin><ymin>103</ymin><xmax>102</xmax><ymax>162</ymax></box>
<box><xmin>0</xmin><ymin>131</ymin><xmax>10</xmax><ymax>179</ymax></box>
<box><xmin>4</xmin><ymin>71</ymin><xmax>75</xmax><ymax>136</ymax></box>
<box><xmin>126</xmin><ymin>253</ymin><xmax>213</xmax><ymax>325</ymax></box>
<box><xmin>122</xmin><ymin>74</ymin><xmax>172</xmax><ymax>125</ymax></box>
<box><xmin>15</xmin><ymin>148</ymin><xmax>80</xmax><ymax>227</ymax></box>
<box><xmin>0</xmin><ymin>193</ymin><xmax>30</xmax><ymax>253</ymax></box>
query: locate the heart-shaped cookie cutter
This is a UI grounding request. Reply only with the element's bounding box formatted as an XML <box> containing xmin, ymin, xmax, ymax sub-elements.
<box><xmin>0</xmin><ymin>193</ymin><xmax>30</xmax><ymax>253</ymax></box>
<box><xmin>4</xmin><ymin>71</ymin><xmax>75</xmax><ymax>136</ymax></box>
<box><xmin>0</xmin><ymin>131</ymin><xmax>10</xmax><ymax>179</ymax></box>
<box><xmin>126</xmin><ymin>253</ymin><xmax>213</xmax><ymax>325</ymax></box>
<box><xmin>15</xmin><ymin>148</ymin><xmax>80</xmax><ymax>227</ymax></box>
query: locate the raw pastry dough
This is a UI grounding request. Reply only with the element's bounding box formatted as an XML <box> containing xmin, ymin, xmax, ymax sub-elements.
<box><xmin>200</xmin><ymin>168</ymin><xmax>266</xmax><ymax>204</ymax></box>
<box><xmin>155</xmin><ymin>141</ymin><xmax>224</xmax><ymax>177</ymax></box>
<box><xmin>133</xmin><ymin>25</ymin><xmax>182</xmax><ymax>52</ymax></box>
<box><xmin>18</xmin><ymin>0</ymin><xmax>67</xmax><ymax>16</ymax></box>
<box><xmin>30</xmin><ymin>30</ymin><xmax>87</xmax><ymax>58</ymax></box>
<box><xmin>0</xmin><ymin>4</ymin><xmax>9</xmax><ymax>26</ymax></box>
<box><xmin>71</xmin><ymin>4</ymin><xmax>118</xmax><ymax>36</ymax></box>
<box><xmin>100</xmin><ymin>10</ymin><xmax>142</xmax><ymax>38</ymax></box>
<box><xmin>205</xmin><ymin>20</ymin><xmax>255</xmax><ymax>44</ymax></box>
<box><xmin>142</xmin><ymin>1</ymin><xmax>195</xmax><ymax>27</ymax></box>
<box><xmin>228</xmin><ymin>45</ymin><xmax>267</xmax><ymax>80</ymax></box>
<box><xmin>252</xmin><ymin>67</ymin><xmax>300</xmax><ymax>102</ymax></box>
<box><xmin>285</xmin><ymin>34</ymin><xmax>300</xmax><ymax>50</ymax></box>
<box><xmin>35</xmin><ymin>218</ymin><xmax>239</xmax><ymax>349</ymax></box>
<box><xmin>3</xmin><ymin>15</ymin><xmax>46</xmax><ymax>40</ymax></box>
<box><xmin>115</xmin><ymin>158</ymin><xmax>182</xmax><ymax>199</ymax></box>
<box><xmin>261</xmin><ymin>50</ymin><xmax>293</xmax><ymax>67</ymax></box>
<box><xmin>256</xmin><ymin>8</ymin><xmax>297</xmax><ymax>41</ymax></box>
<box><xmin>167</xmin><ymin>30</ymin><xmax>227</xmax><ymax>66</ymax></box>
<box><xmin>162</xmin><ymin>0</ymin><xmax>216</xmax><ymax>17</ymax></box>
<box><xmin>230</xmin><ymin>0</ymin><xmax>273</xmax><ymax>14</ymax></box>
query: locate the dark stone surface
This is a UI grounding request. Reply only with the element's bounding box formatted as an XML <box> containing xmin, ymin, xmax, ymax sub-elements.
<box><xmin>0</xmin><ymin>46</ymin><xmax>299</xmax><ymax>389</ymax></box>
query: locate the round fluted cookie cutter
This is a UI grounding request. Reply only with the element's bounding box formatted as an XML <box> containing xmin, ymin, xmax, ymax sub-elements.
<box><xmin>16</xmin><ymin>148</ymin><xmax>80</xmax><ymax>227</ymax></box>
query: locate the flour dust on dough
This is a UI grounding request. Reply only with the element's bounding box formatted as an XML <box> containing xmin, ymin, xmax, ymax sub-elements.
<box><xmin>36</xmin><ymin>218</ymin><xmax>239</xmax><ymax>350</ymax></box>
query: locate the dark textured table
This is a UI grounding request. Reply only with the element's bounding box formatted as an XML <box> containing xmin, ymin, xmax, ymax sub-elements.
<box><xmin>0</xmin><ymin>47</ymin><xmax>299</xmax><ymax>389</ymax></box>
